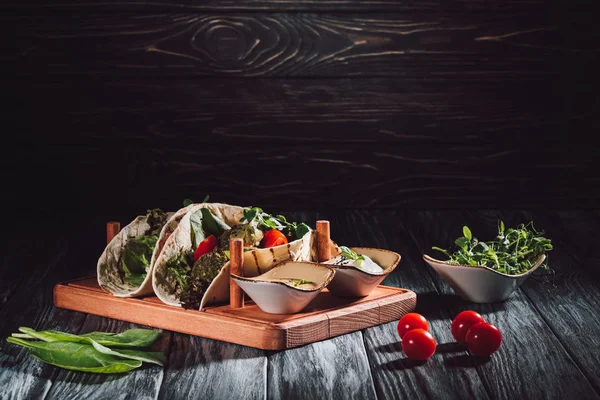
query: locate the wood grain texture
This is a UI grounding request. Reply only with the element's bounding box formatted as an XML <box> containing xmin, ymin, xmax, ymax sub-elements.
<box><xmin>267</xmin><ymin>332</ymin><xmax>377</xmax><ymax>400</ymax></box>
<box><xmin>404</xmin><ymin>210</ymin><xmax>599</xmax><ymax>399</ymax></box>
<box><xmin>0</xmin><ymin>235</ymin><xmax>88</xmax><ymax>400</ymax></box>
<box><xmin>0</xmin><ymin>0</ymin><xmax>554</xmax><ymax>12</ymax></box>
<box><xmin>7</xmin><ymin>73</ymin><xmax>597</xmax><ymax>215</ymax></box>
<box><xmin>463</xmin><ymin>209</ymin><xmax>600</xmax><ymax>395</ymax></box>
<box><xmin>55</xmin><ymin>278</ymin><xmax>415</xmax><ymax>349</ymax></box>
<box><xmin>3</xmin><ymin>142</ymin><xmax>597</xmax><ymax>220</ymax></box>
<box><xmin>335</xmin><ymin>210</ymin><xmax>489</xmax><ymax>399</ymax></box>
<box><xmin>10</xmin><ymin>12</ymin><xmax>590</xmax><ymax>78</ymax></box>
<box><xmin>159</xmin><ymin>333</ymin><xmax>266</xmax><ymax>400</ymax></box>
<box><xmin>12</xmin><ymin>78</ymin><xmax>580</xmax><ymax>146</ymax></box>
<box><xmin>44</xmin><ymin>317</ymin><xmax>170</xmax><ymax>400</ymax></box>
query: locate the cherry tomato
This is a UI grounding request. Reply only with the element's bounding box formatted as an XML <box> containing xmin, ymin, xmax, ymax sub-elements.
<box><xmin>451</xmin><ymin>310</ymin><xmax>485</xmax><ymax>344</ymax></box>
<box><xmin>261</xmin><ymin>229</ymin><xmax>288</xmax><ymax>248</ymax></box>
<box><xmin>397</xmin><ymin>313</ymin><xmax>429</xmax><ymax>339</ymax></box>
<box><xmin>465</xmin><ymin>322</ymin><xmax>502</xmax><ymax>356</ymax></box>
<box><xmin>193</xmin><ymin>235</ymin><xmax>218</xmax><ymax>261</ymax></box>
<box><xmin>401</xmin><ymin>329</ymin><xmax>437</xmax><ymax>361</ymax></box>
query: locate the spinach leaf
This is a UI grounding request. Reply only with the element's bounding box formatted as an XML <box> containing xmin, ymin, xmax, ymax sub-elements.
<box><xmin>16</xmin><ymin>327</ymin><xmax>165</xmax><ymax>366</ymax></box>
<box><xmin>190</xmin><ymin>208</ymin><xmax>230</xmax><ymax>248</ymax></box>
<box><xmin>200</xmin><ymin>208</ymin><xmax>230</xmax><ymax>237</ymax></box>
<box><xmin>80</xmin><ymin>328</ymin><xmax>162</xmax><ymax>348</ymax></box>
<box><xmin>14</xmin><ymin>327</ymin><xmax>162</xmax><ymax>348</ymax></box>
<box><xmin>190</xmin><ymin>209</ymin><xmax>207</xmax><ymax>249</ymax></box>
<box><xmin>6</xmin><ymin>337</ymin><xmax>143</xmax><ymax>374</ymax></box>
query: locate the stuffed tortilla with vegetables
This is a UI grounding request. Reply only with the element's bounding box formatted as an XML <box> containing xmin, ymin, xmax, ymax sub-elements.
<box><xmin>152</xmin><ymin>203</ymin><xmax>319</xmax><ymax>309</ymax></box>
<box><xmin>97</xmin><ymin>207</ymin><xmax>188</xmax><ymax>297</ymax></box>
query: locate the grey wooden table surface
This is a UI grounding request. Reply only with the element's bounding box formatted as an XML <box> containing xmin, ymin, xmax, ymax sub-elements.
<box><xmin>1</xmin><ymin>209</ymin><xmax>599</xmax><ymax>400</ymax></box>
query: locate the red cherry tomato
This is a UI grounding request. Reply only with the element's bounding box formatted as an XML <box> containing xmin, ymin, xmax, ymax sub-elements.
<box><xmin>465</xmin><ymin>322</ymin><xmax>502</xmax><ymax>356</ymax></box>
<box><xmin>397</xmin><ymin>313</ymin><xmax>429</xmax><ymax>339</ymax></box>
<box><xmin>261</xmin><ymin>229</ymin><xmax>288</xmax><ymax>248</ymax></box>
<box><xmin>193</xmin><ymin>235</ymin><xmax>218</xmax><ymax>261</ymax></box>
<box><xmin>401</xmin><ymin>329</ymin><xmax>436</xmax><ymax>361</ymax></box>
<box><xmin>451</xmin><ymin>310</ymin><xmax>485</xmax><ymax>344</ymax></box>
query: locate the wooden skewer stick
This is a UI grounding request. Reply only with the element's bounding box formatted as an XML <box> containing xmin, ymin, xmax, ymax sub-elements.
<box><xmin>106</xmin><ymin>222</ymin><xmax>121</xmax><ymax>245</ymax></box>
<box><xmin>316</xmin><ymin>220</ymin><xmax>332</xmax><ymax>262</ymax></box>
<box><xmin>229</xmin><ymin>238</ymin><xmax>244</xmax><ymax>309</ymax></box>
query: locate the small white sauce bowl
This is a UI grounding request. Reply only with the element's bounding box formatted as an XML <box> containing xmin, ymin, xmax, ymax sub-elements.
<box><xmin>324</xmin><ymin>247</ymin><xmax>401</xmax><ymax>297</ymax></box>
<box><xmin>231</xmin><ymin>261</ymin><xmax>335</xmax><ymax>314</ymax></box>
<box><xmin>423</xmin><ymin>254</ymin><xmax>547</xmax><ymax>303</ymax></box>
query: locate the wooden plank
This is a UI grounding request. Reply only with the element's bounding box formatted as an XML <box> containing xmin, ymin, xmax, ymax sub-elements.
<box><xmin>267</xmin><ymin>332</ymin><xmax>377</xmax><ymax>400</ymax></box>
<box><xmin>0</xmin><ymin>234</ymin><xmax>89</xmax><ymax>400</ymax></box>
<box><xmin>406</xmin><ymin>209</ymin><xmax>598</xmax><ymax>399</ymax></box>
<box><xmin>159</xmin><ymin>333</ymin><xmax>267</xmax><ymax>400</ymax></box>
<box><xmin>3</xmin><ymin>143</ymin><xmax>597</xmax><ymax>219</ymax></box>
<box><xmin>335</xmin><ymin>210</ymin><xmax>490</xmax><ymax>399</ymax></box>
<box><xmin>12</xmin><ymin>79</ymin><xmax>572</xmax><ymax>147</ymax></box>
<box><xmin>43</xmin><ymin>317</ymin><xmax>172</xmax><ymax>400</ymax></box>
<box><xmin>7</xmin><ymin>12</ymin><xmax>573</xmax><ymax>78</ymax></box>
<box><xmin>463</xmin><ymin>209</ymin><xmax>600</xmax><ymax>395</ymax></box>
<box><xmin>0</xmin><ymin>0</ymin><xmax>551</xmax><ymax>12</ymax></box>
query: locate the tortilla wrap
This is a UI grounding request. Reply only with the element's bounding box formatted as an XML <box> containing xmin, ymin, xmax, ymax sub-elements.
<box><xmin>152</xmin><ymin>203</ymin><xmax>323</xmax><ymax>309</ymax></box>
<box><xmin>97</xmin><ymin>207</ymin><xmax>188</xmax><ymax>297</ymax></box>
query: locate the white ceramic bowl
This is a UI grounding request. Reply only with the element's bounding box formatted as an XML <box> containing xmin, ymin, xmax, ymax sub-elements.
<box><xmin>231</xmin><ymin>261</ymin><xmax>335</xmax><ymax>314</ymax></box>
<box><xmin>423</xmin><ymin>254</ymin><xmax>547</xmax><ymax>303</ymax></box>
<box><xmin>324</xmin><ymin>247</ymin><xmax>401</xmax><ymax>297</ymax></box>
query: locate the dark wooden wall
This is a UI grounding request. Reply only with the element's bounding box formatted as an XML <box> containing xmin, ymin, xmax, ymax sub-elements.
<box><xmin>5</xmin><ymin>0</ymin><xmax>600</xmax><ymax>221</ymax></box>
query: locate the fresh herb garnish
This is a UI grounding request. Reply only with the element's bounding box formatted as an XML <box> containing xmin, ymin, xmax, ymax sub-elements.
<box><xmin>290</xmin><ymin>279</ymin><xmax>313</xmax><ymax>287</ymax></box>
<box><xmin>432</xmin><ymin>221</ymin><xmax>553</xmax><ymax>275</ymax></box>
<box><xmin>339</xmin><ymin>246</ymin><xmax>366</xmax><ymax>266</ymax></box>
<box><xmin>240</xmin><ymin>207</ymin><xmax>311</xmax><ymax>241</ymax></box>
<box><xmin>6</xmin><ymin>327</ymin><xmax>164</xmax><ymax>374</ymax></box>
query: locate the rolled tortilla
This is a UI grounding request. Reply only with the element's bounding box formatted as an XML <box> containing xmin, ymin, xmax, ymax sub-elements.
<box><xmin>97</xmin><ymin>208</ymin><xmax>187</xmax><ymax>297</ymax></box>
<box><xmin>152</xmin><ymin>203</ymin><xmax>321</xmax><ymax>309</ymax></box>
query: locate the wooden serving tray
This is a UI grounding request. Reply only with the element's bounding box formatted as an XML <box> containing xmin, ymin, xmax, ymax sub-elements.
<box><xmin>54</xmin><ymin>277</ymin><xmax>416</xmax><ymax>350</ymax></box>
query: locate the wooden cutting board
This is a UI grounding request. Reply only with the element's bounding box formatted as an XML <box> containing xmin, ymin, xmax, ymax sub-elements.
<box><xmin>54</xmin><ymin>277</ymin><xmax>416</xmax><ymax>350</ymax></box>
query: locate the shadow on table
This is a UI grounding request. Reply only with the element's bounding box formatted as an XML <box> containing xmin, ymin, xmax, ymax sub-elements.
<box><xmin>415</xmin><ymin>292</ymin><xmax>508</xmax><ymax>320</ymax></box>
<box><xmin>378</xmin><ymin>358</ymin><xmax>428</xmax><ymax>371</ymax></box>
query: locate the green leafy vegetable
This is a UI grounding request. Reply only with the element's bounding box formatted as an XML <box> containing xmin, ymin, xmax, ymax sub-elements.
<box><xmin>121</xmin><ymin>235</ymin><xmax>157</xmax><ymax>286</ymax></box>
<box><xmin>290</xmin><ymin>279</ymin><xmax>313</xmax><ymax>287</ymax></box>
<box><xmin>7</xmin><ymin>338</ymin><xmax>142</xmax><ymax>373</ymax></box>
<box><xmin>190</xmin><ymin>208</ymin><xmax>231</xmax><ymax>249</ymax></box>
<box><xmin>119</xmin><ymin>208</ymin><xmax>167</xmax><ymax>287</ymax></box>
<box><xmin>339</xmin><ymin>246</ymin><xmax>366</xmax><ymax>266</ymax></box>
<box><xmin>200</xmin><ymin>208</ymin><xmax>230</xmax><ymax>237</ymax></box>
<box><xmin>240</xmin><ymin>207</ymin><xmax>311</xmax><ymax>241</ymax></box>
<box><xmin>15</xmin><ymin>327</ymin><xmax>164</xmax><ymax>366</ymax></box>
<box><xmin>432</xmin><ymin>221</ymin><xmax>553</xmax><ymax>275</ymax></box>
<box><xmin>15</xmin><ymin>327</ymin><xmax>162</xmax><ymax>348</ymax></box>
<box><xmin>6</xmin><ymin>327</ymin><xmax>164</xmax><ymax>374</ymax></box>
